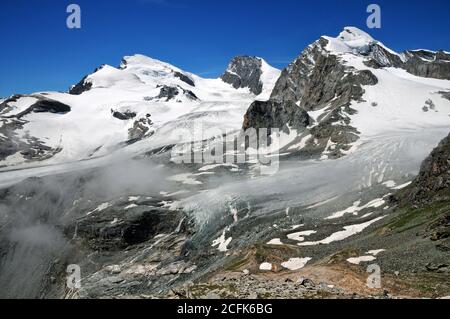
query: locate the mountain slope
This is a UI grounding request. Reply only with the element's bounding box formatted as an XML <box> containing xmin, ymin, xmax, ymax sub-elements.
<box><xmin>220</xmin><ymin>56</ymin><xmax>281</xmax><ymax>98</ymax></box>
<box><xmin>243</xmin><ymin>27</ymin><xmax>450</xmax><ymax>159</ymax></box>
<box><xmin>0</xmin><ymin>55</ymin><xmax>280</xmax><ymax>169</ymax></box>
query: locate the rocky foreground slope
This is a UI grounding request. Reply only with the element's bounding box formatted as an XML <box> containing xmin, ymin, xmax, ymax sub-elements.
<box><xmin>243</xmin><ymin>27</ymin><xmax>450</xmax><ymax>159</ymax></box>
<box><xmin>167</xmin><ymin>133</ymin><xmax>450</xmax><ymax>300</ymax></box>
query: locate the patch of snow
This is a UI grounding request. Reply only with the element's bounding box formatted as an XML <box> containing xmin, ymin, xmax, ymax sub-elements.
<box><xmin>393</xmin><ymin>182</ymin><xmax>412</xmax><ymax>190</ymax></box>
<box><xmin>267</xmin><ymin>238</ymin><xmax>284</xmax><ymax>245</ymax></box>
<box><xmin>287</xmin><ymin>230</ymin><xmax>317</xmax><ymax>242</ymax></box>
<box><xmin>230</xmin><ymin>205</ymin><xmax>239</xmax><ymax>223</ymax></box>
<box><xmin>1</xmin><ymin>96</ymin><xmax>38</xmax><ymax>117</ymax></box>
<box><xmin>359</xmin><ymin>212</ymin><xmax>374</xmax><ymax>219</ymax></box>
<box><xmin>382</xmin><ymin>180</ymin><xmax>396</xmax><ymax>188</ymax></box>
<box><xmin>198</xmin><ymin>164</ymin><xmax>238</xmax><ymax>172</ymax></box>
<box><xmin>281</xmin><ymin>257</ymin><xmax>312</xmax><ymax>271</ymax></box>
<box><xmin>347</xmin><ymin>256</ymin><xmax>377</xmax><ymax>265</ymax></box>
<box><xmin>298</xmin><ymin>217</ymin><xmax>385</xmax><ymax>246</ymax></box>
<box><xmin>212</xmin><ymin>230</ymin><xmax>232</xmax><ymax>252</ymax></box>
<box><xmin>325</xmin><ymin>198</ymin><xmax>385</xmax><ymax>220</ymax></box>
<box><xmin>160</xmin><ymin>200</ymin><xmax>180</xmax><ymax>210</ymax></box>
<box><xmin>125</xmin><ymin>204</ymin><xmax>138</xmax><ymax>210</ymax></box>
<box><xmin>288</xmin><ymin>134</ymin><xmax>311</xmax><ymax>151</ymax></box>
<box><xmin>259</xmin><ymin>262</ymin><xmax>273</xmax><ymax>271</ymax></box>
<box><xmin>168</xmin><ymin>173</ymin><xmax>202</xmax><ymax>185</ymax></box>
<box><xmin>87</xmin><ymin>202</ymin><xmax>111</xmax><ymax>216</ymax></box>
<box><xmin>306</xmin><ymin>196</ymin><xmax>339</xmax><ymax>209</ymax></box>
<box><xmin>367</xmin><ymin>249</ymin><xmax>385</xmax><ymax>256</ymax></box>
<box><xmin>257</xmin><ymin>58</ymin><xmax>281</xmax><ymax>100</ymax></box>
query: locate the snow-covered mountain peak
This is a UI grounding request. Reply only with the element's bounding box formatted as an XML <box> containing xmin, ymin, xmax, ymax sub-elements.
<box><xmin>119</xmin><ymin>54</ymin><xmax>196</xmax><ymax>87</ymax></box>
<box><xmin>322</xmin><ymin>26</ymin><xmax>391</xmax><ymax>55</ymax></box>
<box><xmin>120</xmin><ymin>54</ymin><xmax>183</xmax><ymax>74</ymax></box>
<box><xmin>85</xmin><ymin>64</ymin><xmax>143</xmax><ymax>89</ymax></box>
<box><xmin>338</xmin><ymin>26</ymin><xmax>374</xmax><ymax>43</ymax></box>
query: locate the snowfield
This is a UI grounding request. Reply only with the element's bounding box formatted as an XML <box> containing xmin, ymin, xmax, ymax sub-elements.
<box><xmin>0</xmin><ymin>55</ymin><xmax>278</xmax><ymax>170</ymax></box>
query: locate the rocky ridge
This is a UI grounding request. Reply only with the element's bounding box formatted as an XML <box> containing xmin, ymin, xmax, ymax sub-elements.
<box><xmin>220</xmin><ymin>56</ymin><xmax>264</xmax><ymax>95</ymax></box>
<box><xmin>241</xmin><ymin>27</ymin><xmax>449</xmax><ymax>159</ymax></box>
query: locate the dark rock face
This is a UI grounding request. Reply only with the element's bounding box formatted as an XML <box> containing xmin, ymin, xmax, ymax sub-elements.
<box><xmin>221</xmin><ymin>56</ymin><xmax>263</xmax><ymax>95</ymax></box>
<box><xmin>127</xmin><ymin>116</ymin><xmax>153</xmax><ymax>143</ymax></box>
<box><xmin>23</xmin><ymin>99</ymin><xmax>71</xmax><ymax>117</ymax></box>
<box><xmin>69</xmin><ymin>76</ymin><xmax>93</xmax><ymax>95</ymax></box>
<box><xmin>400</xmin><ymin>133</ymin><xmax>450</xmax><ymax>206</ymax></box>
<box><xmin>402</xmin><ymin>50</ymin><xmax>450</xmax><ymax>80</ymax></box>
<box><xmin>362</xmin><ymin>43</ymin><xmax>404</xmax><ymax>68</ymax></box>
<box><xmin>243</xmin><ymin>100</ymin><xmax>311</xmax><ymax>132</ymax></box>
<box><xmin>157</xmin><ymin>85</ymin><xmax>179</xmax><ymax>101</ymax></box>
<box><xmin>153</xmin><ymin>85</ymin><xmax>198</xmax><ymax>102</ymax></box>
<box><xmin>0</xmin><ymin>170</ymin><xmax>195</xmax><ymax>298</ymax></box>
<box><xmin>69</xmin><ymin>65</ymin><xmax>108</xmax><ymax>95</ymax></box>
<box><xmin>300</xmin><ymin>58</ymin><xmax>378</xmax><ymax>111</ymax></box>
<box><xmin>74</xmin><ymin>206</ymin><xmax>185</xmax><ymax>250</ymax></box>
<box><xmin>244</xmin><ymin>37</ymin><xmax>377</xmax><ymax>158</ymax></box>
<box><xmin>174</xmin><ymin>71</ymin><xmax>195</xmax><ymax>87</ymax></box>
<box><xmin>439</xmin><ymin>91</ymin><xmax>450</xmax><ymax>101</ymax></box>
<box><xmin>362</xmin><ymin>46</ymin><xmax>450</xmax><ymax>80</ymax></box>
<box><xmin>179</xmin><ymin>87</ymin><xmax>198</xmax><ymax>100</ymax></box>
<box><xmin>112</xmin><ymin>110</ymin><xmax>137</xmax><ymax>121</ymax></box>
<box><xmin>0</xmin><ymin>95</ymin><xmax>69</xmax><ymax>163</ymax></box>
<box><xmin>0</xmin><ymin>118</ymin><xmax>62</xmax><ymax>162</ymax></box>
<box><xmin>1</xmin><ymin>95</ymin><xmax>71</xmax><ymax>119</ymax></box>
<box><xmin>270</xmin><ymin>38</ymin><xmax>328</xmax><ymax>103</ymax></box>
<box><xmin>271</xmin><ymin>38</ymin><xmax>378</xmax><ymax>108</ymax></box>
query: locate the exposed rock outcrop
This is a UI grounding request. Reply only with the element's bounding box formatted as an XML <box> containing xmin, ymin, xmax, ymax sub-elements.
<box><xmin>112</xmin><ymin>110</ymin><xmax>137</xmax><ymax>121</ymax></box>
<box><xmin>243</xmin><ymin>100</ymin><xmax>311</xmax><ymax>132</ymax></box>
<box><xmin>69</xmin><ymin>65</ymin><xmax>108</xmax><ymax>95</ymax></box>
<box><xmin>174</xmin><ymin>71</ymin><xmax>195</xmax><ymax>87</ymax></box>
<box><xmin>0</xmin><ymin>95</ymin><xmax>69</xmax><ymax>163</ymax></box>
<box><xmin>73</xmin><ymin>205</ymin><xmax>186</xmax><ymax>250</ymax></box>
<box><xmin>403</xmin><ymin>50</ymin><xmax>450</xmax><ymax>80</ymax></box>
<box><xmin>221</xmin><ymin>56</ymin><xmax>264</xmax><ymax>95</ymax></box>
<box><xmin>1</xmin><ymin>95</ymin><xmax>71</xmax><ymax>119</ymax></box>
<box><xmin>0</xmin><ymin>118</ymin><xmax>62</xmax><ymax>162</ymax></box>
<box><xmin>152</xmin><ymin>85</ymin><xmax>198</xmax><ymax>102</ymax></box>
<box><xmin>243</xmin><ymin>33</ymin><xmax>378</xmax><ymax>158</ymax></box>
<box><xmin>69</xmin><ymin>76</ymin><xmax>93</xmax><ymax>95</ymax></box>
<box><xmin>362</xmin><ymin>42</ymin><xmax>404</xmax><ymax>68</ymax></box>
<box><xmin>399</xmin><ymin>133</ymin><xmax>450</xmax><ymax>206</ymax></box>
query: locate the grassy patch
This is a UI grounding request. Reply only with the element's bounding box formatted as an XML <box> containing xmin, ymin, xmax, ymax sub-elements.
<box><xmin>225</xmin><ymin>256</ymin><xmax>250</xmax><ymax>272</ymax></box>
<box><xmin>254</xmin><ymin>244</ymin><xmax>298</xmax><ymax>263</ymax></box>
<box><xmin>383</xmin><ymin>200</ymin><xmax>450</xmax><ymax>234</ymax></box>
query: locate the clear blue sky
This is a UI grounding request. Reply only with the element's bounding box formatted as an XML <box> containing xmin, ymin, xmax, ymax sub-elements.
<box><xmin>0</xmin><ymin>0</ymin><xmax>449</xmax><ymax>97</ymax></box>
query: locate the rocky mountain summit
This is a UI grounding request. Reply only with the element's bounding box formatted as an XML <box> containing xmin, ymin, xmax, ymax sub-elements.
<box><xmin>221</xmin><ymin>56</ymin><xmax>281</xmax><ymax>97</ymax></box>
<box><xmin>221</xmin><ymin>56</ymin><xmax>265</xmax><ymax>95</ymax></box>
<box><xmin>242</xmin><ymin>27</ymin><xmax>450</xmax><ymax>159</ymax></box>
